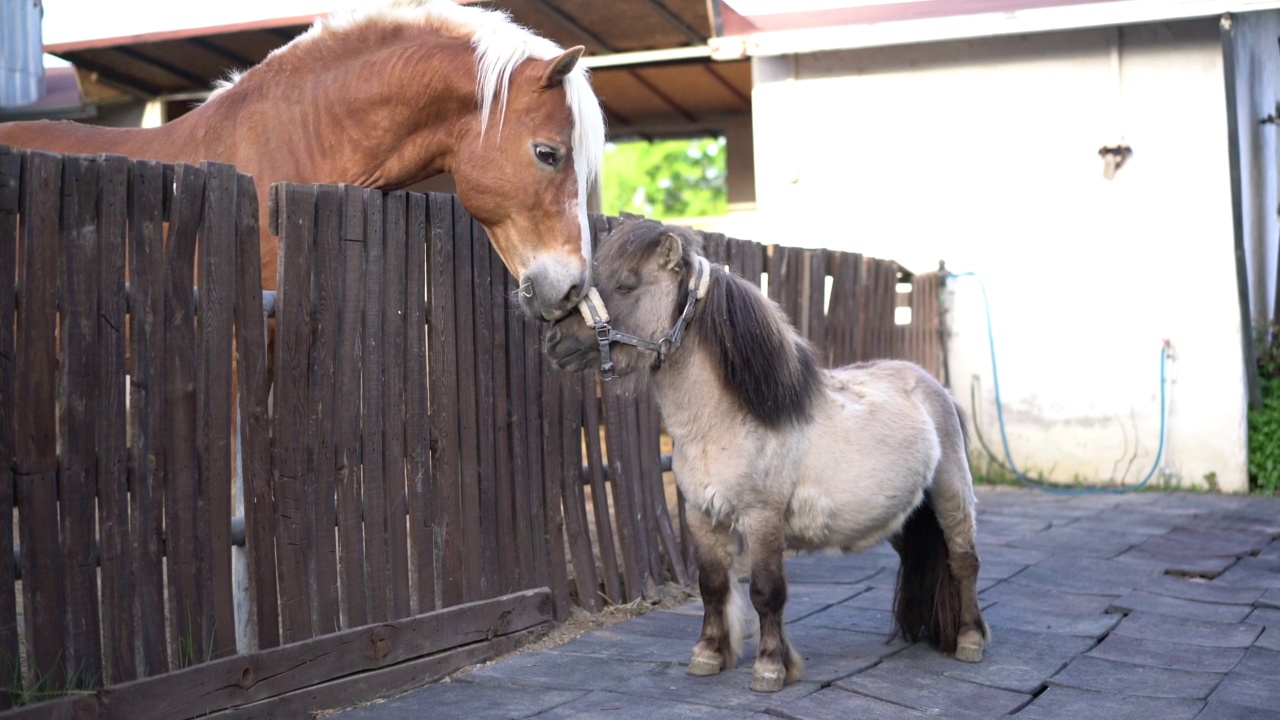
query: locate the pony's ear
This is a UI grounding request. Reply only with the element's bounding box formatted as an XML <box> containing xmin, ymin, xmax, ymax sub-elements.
<box><xmin>657</xmin><ymin>232</ymin><xmax>683</xmax><ymax>270</ymax></box>
<box><xmin>541</xmin><ymin>46</ymin><xmax>585</xmax><ymax>89</ymax></box>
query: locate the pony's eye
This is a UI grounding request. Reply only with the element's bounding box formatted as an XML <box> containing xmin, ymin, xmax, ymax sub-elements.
<box><xmin>615</xmin><ymin>284</ymin><xmax>635</xmax><ymax>296</ymax></box>
<box><xmin>533</xmin><ymin>144</ymin><xmax>560</xmax><ymax>167</ymax></box>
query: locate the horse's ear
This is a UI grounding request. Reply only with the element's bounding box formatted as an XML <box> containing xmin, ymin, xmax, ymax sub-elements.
<box><xmin>657</xmin><ymin>232</ymin><xmax>683</xmax><ymax>270</ymax></box>
<box><xmin>541</xmin><ymin>46</ymin><xmax>585</xmax><ymax>89</ymax></box>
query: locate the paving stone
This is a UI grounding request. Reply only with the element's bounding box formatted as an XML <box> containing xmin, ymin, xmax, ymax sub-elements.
<box><xmin>842</xmin><ymin>585</ymin><xmax>894</xmax><ymax>609</ymax></box>
<box><xmin>786</xmin><ymin>625</ymin><xmax>910</xmax><ymax>683</ymax></box>
<box><xmin>762</xmin><ymin>686</ymin><xmax>934</xmax><ymax>718</ymax></box>
<box><xmin>533</xmin><ymin>689</ymin><xmax>769</xmax><ymax>719</ymax></box>
<box><xmin>1014</xmin><ymin>686</ymin><xmax>1203</xmax><ymax>720</ymax></box>
<box><xmin>462</xmin><ymin>649</ymin><xmax>668</xmax><ymax>691</ymax></box>
<box><xmin>606</xmin><ymin>662</ymin><xmax>821</xmax><ymax>712</ymax></box>
<box><xmin>834</xmin><ymin>661</ymin><xmax>1031</xmax><ymax>719</ymax></box>
<box><xmin>1113</xmin><ymin>548</ymin><xmax>1239</xmax><ymax>578</ymax></box>
<box><xmin>874</xmin><ymin>627</ymin><xmax>1093</xmax><ymax>694</ymax></box>
<box><xmin>1068</xmin><ymin>513</ymin><xmax>1184</xmax><ymax>536</ymax></box>
<box><xmin>1048</xmin><ymin>655</ymin><xmax>1223</xmax><ymax>699</ymax></box>
<box><xmin>1137</xmin><ymin>574</ymin><xmax>1264</xmax><ymax>605</ymax></box>
<box><xmin>1258</xmin><ymin>588</ymin><xmax>1280</xmax><ymax>609</ymax></box>
<box><xmin>1086</xmin><ymin>634</ymin><xmax>1246</xmax><ymax>673</ymax></box>
<box><xmin>605</xmin><ymin>610</ymin><xmax>705</xmax><ymax>641</ymax></box>
<box><xmin>979</xmin><ymin>543</ymin><xmax>1048</xmax><ymax>565</ymax></box>
<box><xmin>1212</xmin><ymin>557</ymin><xmax>1280</xmax><ymax>588</ymax></box>
<box><xmin>977</xmin><ymin>558</ymin><xmax>1030</xmax><ymax>586</ymax></box>
<box><xmin>1011</xmin><ymin>525</ymin><xmax>1146</xmax><ymax>558</ymax></box>
<box><xmin>1107</xmin><ymin>591</ymin><xmax>1254</xmax><ymax>623</ymax></box>
<box><xmin>791</xmin><ymin>601</ymin><xmax>899</xmax><ymax>637</ymax></box>
<box><xmin>1256</xmin><ymin>626</ymin><xmax>1280</xmax><ymax>651</ymax></box>
<box><xmin>1206</xmin><ymin>672</ymin><xmax>1280</xmax><ymax>712</ymax></box>
<box><xmin>552</xmin><ymin>630</ymin><xmax>700</xmax><ymax>664</ymax></box>
<box><xmin>1231</xmin><ymin>646</ymin><xmax>1280</xmax><ymax>677</ymax></box>
<box><xmin>332</xmin><ymin>680</ymin><xmax>588</xmax><ymax>720</ymax></box>
<box><xmin>783</xmin><ymin>551</ymin><xmax>893</xmax><ymax>585</ymax></box>
<box><xmin>1196</xmin><ymin>699</ymin><xmax>1280</xmax><ymax>720</ymax></box>
<box><xmin>1111</xmin><ymin>611</ymin><xmax>1263</xmax><ymax>648</ymax></box>
<box><xmin>1243</xmin><ymin>606</ymin><xmax>1280</xmax><ymax>628</ymax></box>
<box><xmin>980</xmin><ymin>578</ymin><xmax>1116</xmax><ymax>616</ymax></box>
<box><xmin>1012</xmin><ymin>556</ymin><xmax>1159</xmax><ymax>595</ymax></box>
<box><xmin>1148</xmin><ymin>527</ymin><xmax>1271</xmax><ymax>557</ymax></box>
<box><xmin>983</xmin><ymin>600</ymin><xmax>1122</xmax><ymax>639</ymax></box>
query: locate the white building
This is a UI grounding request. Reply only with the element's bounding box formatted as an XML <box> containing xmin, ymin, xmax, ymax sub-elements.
<box><xmin>715</xmin><ymin>1</ymin><xmax>1280</xmax><ymax>493</ymax></box>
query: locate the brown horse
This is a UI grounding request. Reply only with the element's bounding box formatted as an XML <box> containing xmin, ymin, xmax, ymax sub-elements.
<box><xmin>0</xmin><ymin>0</ymin><xmax>604</xmax><ymax>320</ymax></box>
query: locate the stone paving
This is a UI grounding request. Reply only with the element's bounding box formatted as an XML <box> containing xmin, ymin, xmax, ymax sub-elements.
<box><xmin>336</xmin><ymin>486</ymin><xmax>1280</xmax><ymax>719</ymax></box>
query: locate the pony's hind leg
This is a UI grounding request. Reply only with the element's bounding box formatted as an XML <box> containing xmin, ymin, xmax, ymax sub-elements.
<box><xmin>929</xmin><ymin>458</ymin><xmax>990</xmax><ymax>663</ymax></box>
<box><xmin>742</xmin><ymin>511</ymin><xmax>803</xmax><ymax>693</ymax></box>
<box><xmin>687</xmin><ymin>510</ymin><xmax>745</xmax><ymax>677</ymax></box>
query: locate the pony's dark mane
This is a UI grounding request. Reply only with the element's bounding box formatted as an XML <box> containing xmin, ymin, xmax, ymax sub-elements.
<box><xmin>687</xmin><ymin>255</ymin><xmax>821</xmax><ymax>428</ymax></box>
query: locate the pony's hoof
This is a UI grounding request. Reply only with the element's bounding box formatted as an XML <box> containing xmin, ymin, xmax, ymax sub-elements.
<box><xmin>749</xmin><ymin>669</ymin><xmax>785</xmax><ymax>693</ymax></box>
<box><xmin>955</xmin><ymin>643</ymin><xmax>983</xmax><ymax>663</ymax></box>
<box><xmin>687</xmin><ymin>655</ymin><xmax>723</xmax><ymax>676</ymax></box>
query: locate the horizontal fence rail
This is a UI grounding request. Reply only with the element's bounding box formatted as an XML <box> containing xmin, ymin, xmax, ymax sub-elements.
<box><xmin>0</xmin><ymin>145</ymin><xmax>941</xmax><ymax>717</ymax></box>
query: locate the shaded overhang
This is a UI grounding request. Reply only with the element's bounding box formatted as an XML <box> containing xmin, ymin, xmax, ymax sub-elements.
<box><xmin>42</xmin><ymin>0</ymin><xmax>752</xmax><ymax>141</ymax></box>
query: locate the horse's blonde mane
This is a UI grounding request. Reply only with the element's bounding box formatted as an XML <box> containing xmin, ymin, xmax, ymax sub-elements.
<box><xmin>210</xmin><ymin>0</ymin><xmax>603</xmax><ymax>192</ymax></box>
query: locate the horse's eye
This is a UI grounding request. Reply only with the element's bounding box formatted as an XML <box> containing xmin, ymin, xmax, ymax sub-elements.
<box><xmin>615</xmin><ymin>284</ymin><xmax>635</xmax><ymax>296</ymax></box>
<box><xmin>533</xmin><ymin>144</ymin><xmax>560</xmax><ymax>167</ymax></box>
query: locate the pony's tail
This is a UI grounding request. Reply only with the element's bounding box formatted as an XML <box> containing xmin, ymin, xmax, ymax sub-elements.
<box><xmin>892</xmin><ymin>492</ymin><xmax>962</xmax><ymax>654</ymax></box>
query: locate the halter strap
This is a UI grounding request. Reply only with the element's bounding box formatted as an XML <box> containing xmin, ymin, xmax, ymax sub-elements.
<box><xmin>577</xmin><ymin>255</ymin><xmax>712</xmax><ymax>378</ymax></box>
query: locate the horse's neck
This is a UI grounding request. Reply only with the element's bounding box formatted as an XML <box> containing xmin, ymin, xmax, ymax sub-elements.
<box><xmin>198</xmin><ymin>36</ymin><xmax>475</xmax><ymax>190</ymax></box>
<box><xmin>651</xmin><ymin>345</ymin><xmax>745</xmax><ymax>446</ymax></box>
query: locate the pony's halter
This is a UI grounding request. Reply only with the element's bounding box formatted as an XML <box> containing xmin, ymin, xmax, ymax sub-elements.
<box><xmin>577</xmin><ymin>256</ymin><xmax>712</xmax><ymax>378</ymax></box>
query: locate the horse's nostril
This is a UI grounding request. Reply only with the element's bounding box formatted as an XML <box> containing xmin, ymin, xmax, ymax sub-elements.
<box><xmin>562</xmin><ymin>283</ymin><xmax>583</xmax><ymax>307</ymax></box>
<box><xmin>545</xmin><ymin>326</ymin><xmax>560</xmax><ymax>344</ymax></box>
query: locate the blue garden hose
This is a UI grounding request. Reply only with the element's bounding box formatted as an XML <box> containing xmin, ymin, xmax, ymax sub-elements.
<box><xmin>950</xmin><ymin>271</ymin><xmax>1169</xmax><ymax>495</ymax></box>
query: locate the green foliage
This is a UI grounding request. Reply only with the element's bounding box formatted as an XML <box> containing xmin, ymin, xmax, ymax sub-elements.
<box><xmin>601</xmin><ymin>137</ymin><xmax>727</xmax><ymax>220</ymax></box>
<box><xmin>1248</xmin><ymin>325</ymin><xmax>1280</xmax><ymax>495</ymax></box>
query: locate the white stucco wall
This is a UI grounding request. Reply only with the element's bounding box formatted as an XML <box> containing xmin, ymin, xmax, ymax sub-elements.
<box><xmin>750</xmin><ymin>19</ymin><xmax>1250</xmax><ymax>491</ymax></box>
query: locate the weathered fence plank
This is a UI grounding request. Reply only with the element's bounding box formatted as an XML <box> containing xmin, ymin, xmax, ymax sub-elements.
<box><xmin>404</xmin><ymin>192</ymin><xmax>434</xmax><ymax>613</ymax></box>
<box><xmin>383</xmin><ymin>190</ymin><xmax>412</xmax><ymax>620</ymax></box>
<box><xmin>427</xmin><ymin>193</ymin><xmax>463</xmax><ymax>608</ymax></box>
<box><xmin>24</xmin><ymin>590</ymin><xmax>552</xmax><ymax>720</ymax></box>
<box><xmin>471</xmin><ymin>220</ymin><xmax>500</xmax><ymax>600</ymax></box>
<box><xmin>560</xmin><ymin>373</ymin><xmax>600</xmax><ymax>613</ymax></box>
<box><xmin>59</xmin><ymin>154</ymin><xmax>105</xmax><ymax>685</ymax></box>
<box><xmin>17</xmin><ymin>150</ymin><xmax>67</xmax><ymax>690</ymax></box>
<box><xmin>272</xmin><ymin>182</ymin><xmax>316</xmax><ymax>643</ymax></box>
<box><xmin>129</xmin><ymin>159</ymin><xmax>170</xmax><ymax>674</ymax></box>
<box><xmin>309</xmin><ymin>184</ymin><xmax>342</xmax><ymax>634</ymax></box>
<box><xmin>164</xmin><ymin>164</ymin><xmax>206</xmax><ymax>665</ymax></box>
<box><xmin>506</xmin><ymin>271</ymin><xmax>535</xmax><ymax>593</ymax></box>
<box><xmin>541</xmin><ymin>363</ymin><xmax>573</xmax><ymax>617</ymax></box>
<box><xmin>334</xmin><ymin>184</ymin><xmax>368</xmax><ymax>629</ymax></box>
<box><xmin>491</xmin><ymin>257</ymin><xmax>518</xmax><ymax>596</ymax></box>
<box><xmin>232</xmin><ymin>174</ymin><xmax>277</xmax><ymax>651</ymax></box>
<box><xmin>453</xmin><ymin>203</ymin><xmax>483</xmax><ymax>603</ymax></box>
<box><xmin>198</xmin><ymin>162</ymin><xmax>238</xmax><ymax>660</ymax></box>
<box><xmin>96</xmin><ymin>154</ymin><xmax>133</xmax><ymax>684</ymax></box>
<box><xmin>581</xmin><ymin>374</ymin><xmax>622</xmax><ymax>605</ymax></box>
<box><xmin>0</xmin><ymin>146</ymin><xmax>18</xmax><ymax>707</ymax></box>
<box><xmin>361</xmin><ymin>188</ymin><xmax>390</xmax><ymax>623</ymax></box>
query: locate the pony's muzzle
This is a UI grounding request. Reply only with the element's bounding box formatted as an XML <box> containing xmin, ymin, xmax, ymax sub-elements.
<box><xmin>520</xmin><ymin>260</ymin><xmax>588</xmax><ymax>321</ymax></box>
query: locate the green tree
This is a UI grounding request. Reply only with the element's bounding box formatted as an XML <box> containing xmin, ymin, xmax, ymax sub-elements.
<box><xmin>601</xmin><ymin>137</ymin><xmax>727</xmax><ymax>219</ymax></box>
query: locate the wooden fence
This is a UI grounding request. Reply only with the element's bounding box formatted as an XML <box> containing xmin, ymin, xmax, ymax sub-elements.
<box><xmin>0</xmin><ymin>145</ymin><xmax>943</xmax><ymax>718</ymax></box>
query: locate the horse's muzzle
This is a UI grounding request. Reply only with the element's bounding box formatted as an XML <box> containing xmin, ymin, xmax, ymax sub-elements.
<box><xmin>520</xmin><ymin>261</ymin><xmax>588</xmax><ymax>321</ymax></box>
<box><xmin>543</xmin><ymin>323</ymin><xmax>594</xmax><ymax>372</ymax></box>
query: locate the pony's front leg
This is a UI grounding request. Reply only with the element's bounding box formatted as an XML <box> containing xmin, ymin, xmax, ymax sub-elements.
<box><xmin>686</xmin><ymin>509</ymin><xmax>745</xmax><ymax>677</ymax></box>
<box><xmin>742</xmin><ymin>512</ymin><xmax>803</xmax><ymax>692</ymax></box>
